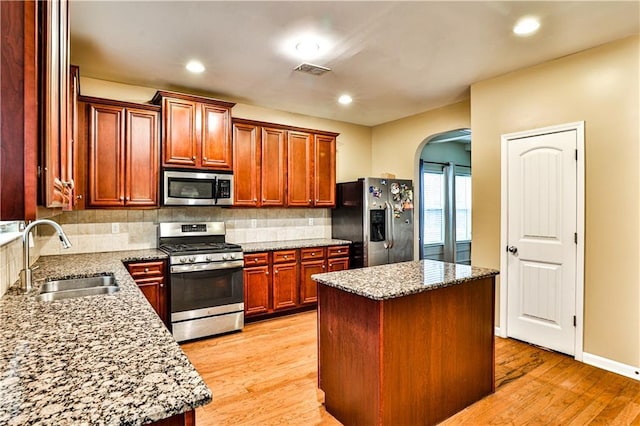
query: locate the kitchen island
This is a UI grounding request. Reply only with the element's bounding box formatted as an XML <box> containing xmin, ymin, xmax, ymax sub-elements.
<box><xmin>312</xmin><ymin>259</ymin><xmax>499</xmax><ymax>426</ymax></box>
<box><xmin>0</xmin><ymin>250</ymin><xmax>211</xmax><ymax>425</ymax></box>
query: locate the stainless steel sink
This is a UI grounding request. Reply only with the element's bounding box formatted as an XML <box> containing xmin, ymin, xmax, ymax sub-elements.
<box><xmin>40</xmin><ymin>275</ymin><xmax>116</xmax><ymax>292</ymax></box>
<box><xmin>36</xmin><ymin>275</ymin><xmax>119</xmax><ymax>302</ymax></box>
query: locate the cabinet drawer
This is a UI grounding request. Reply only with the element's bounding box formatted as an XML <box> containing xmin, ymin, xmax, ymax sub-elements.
<box><xmin>327</xmin><ymin>245</ymin><xmax>350</xmax><ymax>258</ymax></box>
<box><xmin>127</xmin><ymin>261</ymin><xmax>165</xmax><ymax>278</ymax></box>
<box><xmin>273</xmin><ymin>250</ymin><xmax>297</xmax><ymax>263</ymax></box>
<box><xmin>245</xmin><ymin>252</ymin><xmax>269</xmax><ymax>266</ymax></box>
<box><xmin>300</xmin><ymin>247</ymin><xmax>325</xmax><ymax>260</ymax></box>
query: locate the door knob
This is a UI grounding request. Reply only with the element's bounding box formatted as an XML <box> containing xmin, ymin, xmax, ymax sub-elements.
<box><xmin>507</xmin><ymin>246</ymin><xmax>518</xmax><ymax>254</ymax></box>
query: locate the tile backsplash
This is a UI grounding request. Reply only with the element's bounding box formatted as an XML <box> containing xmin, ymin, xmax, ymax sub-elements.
<box><xmin>37</xmin><ymin>207</ymin><xmax>331</xmax><ymax>256</ymax></box>
<box><xmin>0</xmin><ymin>236</ymin><xmax>23</xmax><ymax>296</ymax></box>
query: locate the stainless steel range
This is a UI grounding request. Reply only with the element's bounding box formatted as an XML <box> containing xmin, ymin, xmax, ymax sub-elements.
<box><xmin>158</xmin><ymin>222</ymin><xmax>244</xmax><ymax>342</ymax></box>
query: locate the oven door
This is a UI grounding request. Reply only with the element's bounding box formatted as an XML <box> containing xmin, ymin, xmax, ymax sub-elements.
<box><xmin>170</xmin><ymin>265</ymin><xmax>243</xmax><ymax>320</ymax></box>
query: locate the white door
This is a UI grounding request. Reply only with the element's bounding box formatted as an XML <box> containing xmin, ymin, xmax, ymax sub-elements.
<box><xmin>506</xmin><ymin>129</ymin><xmax>577</xmax><ymax>355</ymax></box>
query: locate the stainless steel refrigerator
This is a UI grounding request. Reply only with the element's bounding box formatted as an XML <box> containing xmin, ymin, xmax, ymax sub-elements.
<box><xmin>331</xmin><ymin>177</ymin><xmax>414</xmax><ymax>268</ymax></box>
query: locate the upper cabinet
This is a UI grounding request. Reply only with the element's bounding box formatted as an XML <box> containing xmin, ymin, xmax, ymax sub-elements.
<box><xmin>0</xmin><ymin>0</ymin><xmax>77</xmax><ymax>219</ymax></box>
<box><xmin>233</xmin><ymin>118</ymin><xmax>337</xmax><ymax>208</ymax></box>
<box><xmin>77</xmin><ymin>96</ymin><xmax>160</xmax><ymax>208</ymax></box>
<box><xmin>40</xmin><ymin>0</ymin><xmax>74</xmax><ymax>209</ymax></box>
<box><xmin>152</xmin><ymin>91</ymin><xmax>235</xmax><ymax>171</ymax></box>
<box><xmin>287</xmin><ymin>130</ymin><xmax>337</xmax><ymax>207</ymax></box>
<box><xmin>233</xmin><ymin>119</ymin><xmax>286</xmax><ymax>207</ymax></box>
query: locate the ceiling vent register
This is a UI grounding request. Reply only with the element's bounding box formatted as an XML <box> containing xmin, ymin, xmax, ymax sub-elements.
<box><xmin>294</xmin><ymin>63</ymin><xmax>331</xmax><ymax>76</ymax></box>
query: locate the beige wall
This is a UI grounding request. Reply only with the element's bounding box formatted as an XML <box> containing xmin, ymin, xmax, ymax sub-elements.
<box><xmin>79</xmin><ymin>77</ymin><xmax>372</xmax><ymax>183</ymax></box>
<box><xmin>371</xmin><ymin>100</ymin><xmax>470</xmax><ymax>180</ymax></box>
<box><xmin>471</xmin><ymin>35</ymin><xmax>639</xmax><ymax>366</ymax></box>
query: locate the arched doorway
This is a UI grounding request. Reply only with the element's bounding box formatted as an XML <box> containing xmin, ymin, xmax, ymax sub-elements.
<box><xmin>417</xmin><ymin>129</ymin><xmax>471</xmax><ymax>264</ymax></box>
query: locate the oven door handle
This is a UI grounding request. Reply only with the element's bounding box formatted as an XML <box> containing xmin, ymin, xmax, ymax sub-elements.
<box><xmin>170</xmin><ymin>260</ymin><xmax>244</xmax><ymax>273</ymax></box>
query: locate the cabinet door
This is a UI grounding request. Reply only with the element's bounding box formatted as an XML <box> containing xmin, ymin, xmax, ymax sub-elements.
<box><xmin>88</xmin><ymin>104</ymin><xmax>125</xmax><ymax>207</ymax></box>
<box><xmin>314</xmin><ymin>134</ymin><xmax>336</xmax><ymax>207</ymax></box>
<box><xmin>41</xmin><ymin>0</ymin><xmax>70</xmax><ymax>209</ymax></box>
<box><xmin>261</xmin><ymin>127</ymin><xmax>286</xmax><ymax>206</ymax></box>
<box><xmin>300</xmin><ymin>259</ymin><xmax>325</xmax><ymax>305</ymax></box>
<box><xmin>287</xmin><ymin>131</ymin><xmax>313</xmax><ymax>206</ymax></box>
<box><xmin>136</xmin><ymin>277</ymin><xmax>167</xmax><ymax>324</ymax></box>
<box><xmin>244</xmin><ymin>265</ymin><xmax>270</xmax><ymax>316</ymax></box>
<box><xmin>201</xmin><ymin>104</ymin><xmax>232</xmax><ymax>170</ymax></box>
<box><xmin>233</xmin><ymin>122</ymin><xmax>260</xmax><ymax>206</ymax></box>
<box><xmin>273</xmin><ymin>262</ymin><xmax>298</xmax><ymax>311</ymax></box>
<box><xmin>328</xmin><ymin>257</ymin><xmax>349</xmax><ymax>272</ymax></box>
<box><xmin>125</xmin><ymin>108</ymin><xmax>159</xmax><ymax>206</ymax></box>
<box><xmin>162</xmin><ymin>98</ymin><xmax>197</xmax><ymax>167</ymax></box>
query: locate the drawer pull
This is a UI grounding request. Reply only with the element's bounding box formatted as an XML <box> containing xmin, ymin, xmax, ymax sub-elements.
<box><xmin>283</xmin><ymin>255</ymin><xmax>288</xmax><ymax>259</ymax></box>
<box><xmin>144</xmin><ymin>268</ymin><xmax>149</xmax><ymax>273</ymax></box>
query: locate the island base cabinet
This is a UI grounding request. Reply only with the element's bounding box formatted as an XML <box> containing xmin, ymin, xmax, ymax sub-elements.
<box><xmin>148</xmin><ymin>409</ymin><xmax>195</xmax><ymax>426</ymax></box>
<box><xmin>318</xmin><ymin>277</ymin><xmax>495</xmax><ymax>426</ymax></box>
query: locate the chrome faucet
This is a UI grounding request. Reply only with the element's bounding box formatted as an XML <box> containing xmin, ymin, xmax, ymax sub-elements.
<box><xmin>20</xmin><ymin>219</ymin><xmax>72</xmax><ymax>292</ymax></box>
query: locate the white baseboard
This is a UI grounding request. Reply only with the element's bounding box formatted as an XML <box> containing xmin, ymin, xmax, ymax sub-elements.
<box><xmin>583</xmin><ymin>352</ymin><xmax>640</xmax><ymax>381</ymax></box>
<box><xmin>494</xmin><ymin>326</ymin><xmax>506</xmax><ymax>338</ymax></box>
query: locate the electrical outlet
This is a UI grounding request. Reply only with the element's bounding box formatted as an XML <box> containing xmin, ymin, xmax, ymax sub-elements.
<box><xmin>251</xmin><ymin>219</ymin><xmax>257</xmax><ymax>228</ymax></box>
<box><xmin>111</xmin><ymin>223</ymin><xmax>119</xmax><ymax>234</ymax></box>
<box><xmin>308</xmin><ymin>218</ymin><xmax>314</xmax><ymax>226</ymax></box>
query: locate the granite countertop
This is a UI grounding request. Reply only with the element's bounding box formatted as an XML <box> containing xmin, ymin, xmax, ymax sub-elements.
<box><xmin>0</xmin><ymin>249</ymin><xmax>211</xmax><ymax>425</ymax></box>
<box><xmin>312</xmin><ymin>259</ymin><xmax>499</xmax><ymax>300</ymax></box>
<box><xmin>237</xmin><ymin>238</ymin><xmax>351</xmax><ymax>253</ymax></box>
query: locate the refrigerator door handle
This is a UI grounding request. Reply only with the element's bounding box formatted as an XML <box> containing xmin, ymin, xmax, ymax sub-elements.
<box><xmin>384</xmin><ymin>201</ymin><xmax>394</xmax><ymax>249</ymax></box>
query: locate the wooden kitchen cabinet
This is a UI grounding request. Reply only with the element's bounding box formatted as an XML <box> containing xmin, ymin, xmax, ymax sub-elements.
<box><xmin>79</xmin><ymin>96</ymin><xmax>160</xmax><ymax>208</ymax></box>
<box><xmin>40</xmin><ymin>0</ymin><xmax>73</xmax><ymax>209</ymax></box>
<box><xmin>327</xmin><ymin>245</ymin><xmax>350</xmax><ymax>272</ymax></box>
<box><xmin>126</xmin><ymin>260</ymin><xmax>168</xmax><ymax>326</ymax></box>
<box><xmin>243</xmin><ymin>252</ymin><xmax>271</xmax><ymax>316</ymax></box>
<box><xmin>233</xmin><ymin>119</ymin><xmax>286</xmax><ymax>207</ymax></box>
<box><xmin>152</xmin><ymin>91</ymin><xmax>235</xmax><ymax>171</ymax></box>
<box><xmin>299</xmin><ymin>247</ymin><xmax>326</xmax><ymax>305</ymax></box>
<box><xmin>287</xmin><ymin>131</ymin><xmax>337</xmax><ymax>207</ymax></box>
<box><xmin>272</xmin><ymin>250</ymin><xmax>298</xmax><ymax>311</ymax></box>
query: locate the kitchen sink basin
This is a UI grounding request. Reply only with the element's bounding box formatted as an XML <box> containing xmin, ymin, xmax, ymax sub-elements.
<box><xmin>36</xmin><ymin>275</ymin><xmax>119</xmax><ymax>302</ymax></box>
<box><xmin>40</xmin><ymin>275</ymin><xmax>116</xmax><ymax>293</ymax></box>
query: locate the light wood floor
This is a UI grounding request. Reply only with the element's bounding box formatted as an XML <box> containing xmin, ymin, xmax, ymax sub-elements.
<box><xmin>180</xmin><ymin>311</ymin><xmax>640</xmax><ymax>425</ymax></box>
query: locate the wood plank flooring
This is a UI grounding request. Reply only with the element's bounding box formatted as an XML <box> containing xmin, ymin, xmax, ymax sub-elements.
<box><xmin>180</xmin><ymin>311</ymin><xmax>640</xmax><ymax>425</ymax></box>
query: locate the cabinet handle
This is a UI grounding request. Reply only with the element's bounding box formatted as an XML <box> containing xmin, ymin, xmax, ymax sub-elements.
<box><xmin>76</xmin><ymin>195</ymin><xmax>83</xmax><ymax>200</ymax></box>
<box><xmin>144</xmin><ymin>268</ymin><xmax>149</xmax><ymax>273</ymax></box>
<box><xmin>308</xmin><ymin>199</ymin><xmax>312</xmax><ymax>203</ymax></box>
<box><xmin>254</xmin><ymin>258</ymin><xmax>259</xmax><ymax>262</ymax></box>
<box><xmin>126</xmin><ymin>197</ymin><xmax>130</xmax><ymax>201</ymax></box>
<box><xmin>283</xmin><ymin>255</ymin><xmax>288</xmax><ymax>259</ymax></box>
<box><xmin>265</xmin><ymin>271</ymin><xmax>269</xmax><ymax>275</ymax></box>
<box><xmin>323</xmin><ymin>264</ymin><xmax>326</xmax><ymax>269</ymax></box>
<box><xmin>311</xmin><ymin>252</ymin><xmax>315</xmax><ymax>256</ymax></box>
<box><xmin>254</xmin><ymin>198</ymin><xmax>258</xmax><ymax>202</ymax></box>
<box><xmin>203</xmin><ymin>157</ymin><xmax>208</xmax><ymax>160</ymax></box>
<box><xmin>192</xmin><ymin>156</ymin><xmax>196</xmax><ymax>160</ymax></box>
<box><xmin>160</xmin><ymin>284</ymin><xmax>164</xmax><ymax>288</ymax></box>
<box><xmin>275</xmin><ymin>270</ymin><xmax>278</xmax><ymax>275</ymax></box>
<box><xmin>119</xmin><ymin>196</ymin><xmax>124</xmax><ymax>201</ymax></box>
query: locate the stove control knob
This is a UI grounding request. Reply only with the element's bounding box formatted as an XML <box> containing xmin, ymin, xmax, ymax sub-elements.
<box><xmin>229</xmin><ymin>253</ymin><xmax>236</xmax><ymax>260</ymax></box>
<box><xmin>180</xmin><ymin>258</ymin><xmax>187</xmax><ymax>264</ymax></box>
<box><xmin>222</xmin><ymin>254</ymin><xmax>229</xmax><ymax>260</ymax></box>
<box><xmin>205</xmin><ymin>256</ymin><xmax>212</xmax><ymax>262</ymax></box>
<box><xmin>189</xmin><ymin>256</ymin><xmax>196</xmax><ymax>263</ymax></box>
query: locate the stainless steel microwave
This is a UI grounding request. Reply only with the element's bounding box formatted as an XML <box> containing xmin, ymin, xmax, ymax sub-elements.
<box><xmin>163</xmin><ymin>170</ymin><xmax>234</xmax><ymax>206</ymax></box>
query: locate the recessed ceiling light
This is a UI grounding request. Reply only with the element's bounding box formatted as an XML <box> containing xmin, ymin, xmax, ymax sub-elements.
<box><xmin>513</xmin><ymin>17</ymin><xmax>540</xmax><ymax>36</ymax></box>
<box><xmin>338</xmin><ymin>94</ymin><xmax>352</xmax><ymax>105</ymax></box>
<box><xmin>186</xmin><ymin>60</ymin><xmax>205</xmax><ymax>73</ymax></box>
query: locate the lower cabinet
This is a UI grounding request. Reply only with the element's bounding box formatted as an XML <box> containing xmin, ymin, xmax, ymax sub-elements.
<box><xmin>125</xmin><ymin>260</ymin><xmax>169</xmax><ymax>327</ymax></box>
<box><xmin>272</xmin><ymin>250</ymin><xmax>298</xmax><ymax>311</ymax></box>
<box><xmin>244</xmin><ymin>245</ymin><xmax>349</xmax><ymax>320</ymax></box>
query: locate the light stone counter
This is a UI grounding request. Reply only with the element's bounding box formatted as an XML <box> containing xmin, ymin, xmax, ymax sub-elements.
<box><xmin>312</xmin><ymin>259</ymin><xmax>499</xmax><ymax>300</ymax></box>
<box><xmin>0</xmin><ymin>249</ymin><xmax>211</xmax><ymax>425</ymax></box>
<box><xmin>237</xmin><ymin>238</ymin><xmax>351</xmax><ymax>253</ymax></box>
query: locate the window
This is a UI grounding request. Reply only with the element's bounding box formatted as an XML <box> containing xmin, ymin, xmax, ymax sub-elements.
<box><xmin>455</xmin><ymin>174</ymin><xmax>472</xmax><ymax>241</ymax></box>
<box><xmin>423</xmin><ymin>171</ymin><xmax>444</xmax><ymax>245</ymax></box>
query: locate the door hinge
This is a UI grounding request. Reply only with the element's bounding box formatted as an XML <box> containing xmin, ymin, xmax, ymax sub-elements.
<box><xmin>37</xmin><ymin>165</ymin><xmax>41</xmax><ymax>178</ymax></box>
<box><xmin>575</xmin><ymin>149</ymin><xmax>578</xmax><ymax>160</ymax></box>
<box><xmin>574</xmin><ymin>233</ymin><xmax>578</xmax><ymax>244</ymax></box>
<box><xmin>573</xmin><ymin>315</ymin><xmax>577</xmax><ymax>327</ymax></box>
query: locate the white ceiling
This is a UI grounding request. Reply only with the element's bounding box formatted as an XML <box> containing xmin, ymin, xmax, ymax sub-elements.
<box><xmin>70</xmin><ymin>1</ymin><xmax>639</xmax><ymax>127</ymax></box>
